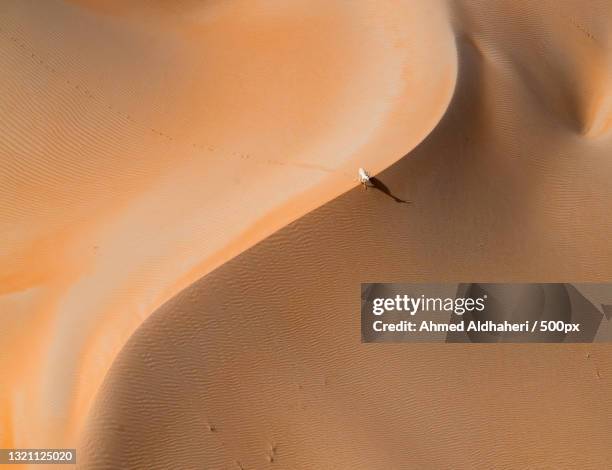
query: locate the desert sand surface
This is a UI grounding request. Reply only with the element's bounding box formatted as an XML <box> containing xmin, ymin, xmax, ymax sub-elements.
<box><xmin>2</xmin><ymin>0</ymin><xmax>612</xmax><ymax>468</ymax></box>
<box><xmin>0</xmin><ymin>0</ymin><xmax>455</xmax><ymax>456</ymax></box>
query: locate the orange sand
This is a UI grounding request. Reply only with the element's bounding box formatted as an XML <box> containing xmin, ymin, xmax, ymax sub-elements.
<box><xmin>1</xmin><ymin>0</ymin><xmax>454</xmax><ymax>453</ymax></box>
<box><xmin>2</xmin><ymin>0</ymin><xmax>612</xmax><ymax>468</ymax></box>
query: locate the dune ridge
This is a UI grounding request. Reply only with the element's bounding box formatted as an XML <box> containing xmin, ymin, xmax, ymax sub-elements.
<box><xmin>77</xmin><ymin>1</ymin><xmax>612</xmax><ymax>468</ymax></box>
<box><xmin>0</xmin><ymin>0</ymin><xmax>456</xmax><ymax>452</ymax></box>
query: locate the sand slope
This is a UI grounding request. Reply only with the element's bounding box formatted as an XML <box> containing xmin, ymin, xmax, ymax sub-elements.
<box><xmin>78</xmin><ymin>1</ymin><xmax>612</xmax><ymax>468</ymax></box>
<box><xmin>0</xmin><ymin>0</ymin><xmax>456</xmax><ymax>452</ymax></box>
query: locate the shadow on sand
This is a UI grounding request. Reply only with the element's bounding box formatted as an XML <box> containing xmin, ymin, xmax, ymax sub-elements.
<box><xmin>367</xmin><ymin>177</ymin><xmax>410</xmax><ymax>204</ymax></box>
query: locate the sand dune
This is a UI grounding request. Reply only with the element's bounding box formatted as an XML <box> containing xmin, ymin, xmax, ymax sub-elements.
<box><xmin>0</xmin><ymin>0</ymin><xmax>455</xmax><ymax>454</ymax></box>
<box><xmin>2</xmin><ymin>0</ymin><xmax>612</xmax><ymax>468</ymax></box>
<box><xmin>78</xmin><ymin>2</ymin><xmax>612</xmax><ymax>469</ymax></box>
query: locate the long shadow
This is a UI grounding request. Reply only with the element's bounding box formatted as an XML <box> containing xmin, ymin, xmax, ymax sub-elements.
<box><xmin>368</xmin><ymin>177</ymin><xmax>410</xmax><ymax>204</ymax></box>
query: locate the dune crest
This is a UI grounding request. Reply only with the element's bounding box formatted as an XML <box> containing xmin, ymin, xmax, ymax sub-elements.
<box><xmin>78</xmin><ymin>1</ymin><xmax>612</xmax><ymax>468</ymax></box>
<box><xmin>0</xmin><ymin>0</ymin><xmax>456</xmax><ymax>448</ymax></box>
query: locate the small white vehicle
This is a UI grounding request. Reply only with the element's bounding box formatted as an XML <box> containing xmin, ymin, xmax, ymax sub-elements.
<box><xmin>358</xmin><ymin>167</ymin><xmax>371</xmax><ymax>188</ymax></box>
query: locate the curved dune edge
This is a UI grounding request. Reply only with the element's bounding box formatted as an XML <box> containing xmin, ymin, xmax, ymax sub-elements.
<box><xmin>454</xmin><ymin>0</ymin><xmax>612</xmax><ymax>139</ymax></box>
<box><xmin>79</xmin><ymin>1</ymin><xmax>612</xmax><ymax>468</ymax></box>
<box><xmin>0</xmin><ymin>0</ymin><xmax>456</xmax><ymax>448</ymax></box>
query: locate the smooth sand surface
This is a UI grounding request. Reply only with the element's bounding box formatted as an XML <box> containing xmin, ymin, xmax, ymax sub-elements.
<box><xmin>78</xmin><ymin>2</ymin><xmax>612</xmax><ymax>469</ymax></box>
<box><xmin>0</xmin><ymin>0</ymin><xmax>455</xmax><ymax>453</ymax></box>
<box><xmin>2</xmin><ymin>0</ymin><xmax>612</xmax><ymax>468</ymax></box>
